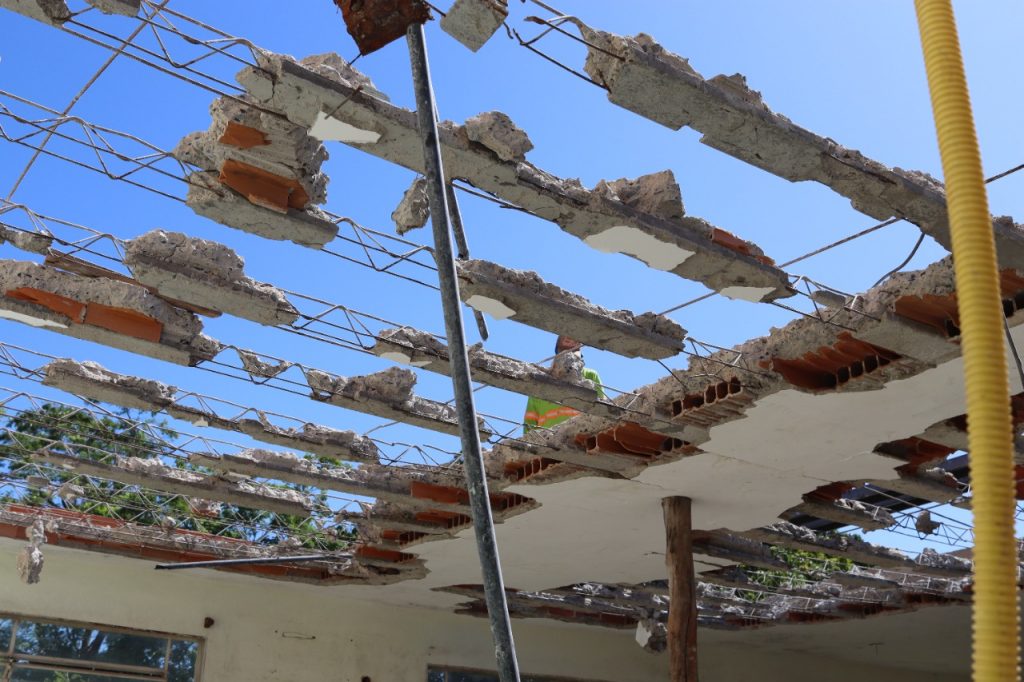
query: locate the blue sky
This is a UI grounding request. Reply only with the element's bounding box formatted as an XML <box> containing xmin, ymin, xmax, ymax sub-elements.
<box><xmin>0</xmin><ymin>1</ymin><xmax>1022</xmax><ymax>554</ymax></box>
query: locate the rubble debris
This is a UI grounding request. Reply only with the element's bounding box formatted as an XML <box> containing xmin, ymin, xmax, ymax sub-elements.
<box><xmin>456</xmin><ymin>259</ymin><xmax>686</xmax><ymax>359</ymax></box>
<box><xmin>915</xmin><ymin>510</ymin><xmax>941</xmax><ymax>536</ymax></box>
<box><xmin>915</xmin><ymin>548</ymin><xmax>971</xmax><ymax>576</ymax></box>
<box><xmin>0</xmin><ymin>0</ymin><xmax>70</xmax><ymax>25</ymax></box>
<box><xmin>305</xmin><ymin>366</ymin><xmax>479</xmax><ymax>437</ymax></box>
<box><xmin>464</xmin><ymin>111</ymin><xmax>533</xmax><ymax>162</ymax></box>
<box><xmin>41</xmin><ymin>358</ymin><xmax>381</xmax><ymax>463</ymax></box>
<box><xmin>16</xmin><ymin>518</ymin><xmax>46</xmax><ymax>584</ymax></box>
<box><xmin>84</xmin><ymin>0</ymin><xmax>139</xmax><ymax>15</ymax></box>
<box><xmin>391</xmin><ymin>177</ymin><xmax>430</xmax><ymax>235</ymax></box>
<box><xmin>594</xmin><ymin>170</ymin><xmax>684</xmax><ymax>222</ymax></box>
<box><xmin>440</xmin><ymin>0</ymin><xmax>508</xmax><ymax>52</ymax></box>
<box><xmin>237</xmin><ymin>348</ymin><xmax>294</xmax><ymax>379</ymax></box>
<box><xmin>0</xmin><ymin>260</ymin><xmax>221</xmax><ymax>365</ymax></box>
<box><xmin>574</xmin><ymin>23</ymin><xmax>1024</xmax><ymax>270</ymax></box>
<box><xmin>185</xmin><ymin>171</ymin><xmax>338</xmax><ymax>248</ymax></box>
<box><xmin>125</xmin><ymin>230</ymin><xmax>300</xmax><ymax>326</ymax></box>
<box><xmin>235</xmin><ymin>50</ymin><xmax>792</xmax><ymax>299</ymax></box>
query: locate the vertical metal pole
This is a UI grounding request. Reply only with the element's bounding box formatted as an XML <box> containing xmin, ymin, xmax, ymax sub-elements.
<box><xmin>406</xmin><ymin>22</ymin><xmax>521</xmax><ymax>682</ymax></box>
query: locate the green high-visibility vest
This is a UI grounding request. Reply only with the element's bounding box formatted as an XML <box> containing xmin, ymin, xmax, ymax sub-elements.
<box><xmin>523</xmin><ymin>368</ymin><xmax>604</xmax><ymax>434</ymax></box>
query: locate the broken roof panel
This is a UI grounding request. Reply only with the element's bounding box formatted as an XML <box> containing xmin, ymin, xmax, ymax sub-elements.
<box><xmin>235</xmin><ymin>52</ymin><xmax>794</xmax><ymax>301</ymax></box>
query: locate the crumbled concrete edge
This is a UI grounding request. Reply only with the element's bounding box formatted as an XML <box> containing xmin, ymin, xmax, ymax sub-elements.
<box><xmin>0</xmin><ymin>0</ymin><xmax>71</xmax><ymax>25</ymax></box>
<box><xmin>85</xmin><ymin>0</ymin><xmax>139</xmax><ymax>15</ymax></box>
<box><xmin>456</xmin><ymin>258</ymin><xmax>687</xmax><ymax>360</ymax></box>
<box><xmin>185</xmin><ymin>171</ymin><xmax>339</xmax><ymax>248</ymax></box>
<box><xmin>440</xmin><ymin>0</ymin><xmax>508</xmax><ymax>52</ymax></box>
<box><xmin>124</xmin><ymin>229</ymin><xmax>300</xmax><ymax>326</ymax></box>
<box><xmin>304</xmin><ymin>365</ymin><xmax>485</xmax><ymax>437</ymax></box>
<box><xmin>0</xmin><ymin>225</ymin><xmax>54</xmax><ymax>254</ymax></box>
<box><xmin>16</xmin><ymin>518</ymin><xmax>45</xmax><ymax>584</ymax></box>
<box><xmin>40</xmin><ymin>357</ymin><xmax>382</xmax><ymax>464</ymax></box>
<box><xmin>233</xmin><ymin>50</ymin><xmax>793</xmax><ymax>299</ymax></box>
<box><xmin>372</xmin><ymin>326</ymin><xmax>621</xmax><ymax>420</ymax></box>
<box><xmin>0</xmin><ymin>259</ymin><xmax>221</xmax><ymax>366</ymax></box>
<box><xmin>571</xmin><ymin>22</ymin><xmax>1024</xmax><ymax>270</ymax></box>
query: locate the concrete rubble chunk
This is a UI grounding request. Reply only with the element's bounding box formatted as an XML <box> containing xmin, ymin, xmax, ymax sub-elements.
<box><xmin>185</xmin><ymin>171</ymin><xmax>338</xmax><ymax>248</ymax></box>
<box><xmin>125</xmin><ymin>230</ymin><xmax>300</xmax><ymax>326</ymax></box>
<box><xmin>84</xmin><ymin>0</ymin><xmax>139</xmax><ymax>15</ymax></box>
<box><xmin>299</xmin><ymin>53</ymin><xmax>389</xmax><ymax>102</ymax></box>
<box><xmin>235</xmin><ymin>50</ymin><xmax>793</xmax><ymax>299</ymax></box>
<box><xmin>464</xmin><ymin>111</ymin><xmax>533</xmax><ymax>162</ymax></box>
<box><xmin>305</xmin><ymin>366</ymin><xmax>475</xmax><ymax>437</ymax></box>
<box><xmin>0</xmin><ymin>259</ymin><xmax>220</xmax><ymax>365</ymax></box>
<box><xmin>237</xmin><ymin>348</ymin><xmax>294</xmax><ymax>379</ymax></box>
<box><xmin>440</xmin><ymin>0</ymin><xmax>508</xmax><ymax>52</ymax></box>
<box><xmin>573</xmin><ymin>21</ymin><xmax>1024</xmax><ymax>271</ymax></box>
<box><xmin>372</xmin><ymin>326</ymin><xmax>623</xmax><ymax>422</ymax></box>
<box><xmin>0</xmin><ymin>0</ymin><xmax>70</xmax><ymax>25</ymax></box>
<box><xmin>594</xmin><ymin>170</ymin><xmax>684</xmax><ymax>222</ymax></box>
<box><xmin>456</xmin><ymin>259</ymin><xmax>686</xmax><ymax>359</ymax></box>
<box><xmin>391</xmin><ymin>177</ymin><xmax>430</xmax><ymax>235</ymax></box>
<box><xmin>916</xmin><ymin>548</ymin><xmax>971</xmax><ymax>575</ymax></box>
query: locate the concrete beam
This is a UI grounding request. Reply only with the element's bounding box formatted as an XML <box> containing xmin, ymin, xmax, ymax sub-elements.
<box><xmin>0</xmin><ymin>0</ymin><xmax>70</xmax><ymax>25</ymax></box>
<box><xmin>85</xmin><ymin>0</ymin><xmax>139</xmax><ymax>15</ymax></box>
<box><xmin>236</xmin><ymin>52</ymin><xmax>794</xmax><ymax>300</ymax></box>
<box><xmin>456</xmin><ymin>259</ymin><xmax>686</xmax><ymax>360</ymax></box>
<box><xmin>124</xmin><ymin>230</ymin><xmax>299</xmax><ymax>326</ymax></box>
<box><xmin>784</xmin><ymin>498</ymin><xmax>896</xmax><ymax>532</ymax></box>
<box><xmin>740</xmin><ymin>523</ymin><xmax>918</xmax><ymax>571</ymax></box>
<box><xmin>41</xmin><ymin>358</ymin><xmax>382</xmax><ymax>464</ymax></box>
<box><xmin>371</xmin><ymin>326</ymin><xmax>624</xmax><ymax>419</ymax></box>
<box><xmin>574</xmin><ymin>23</ymin><xmax>1024</xmax><ymax>270</ymax></box>
<box><xmin>867</xmin><ymin>468</ymin><xmax>963</xmax><ymax>505</ymax></box>
<box><xmin>0</xmin><ymin>259</ymin><xmax>220</xmax><ymax>366</ymax></box>
<box><xmin>35</xmin><ymin>449</ymin><xmax>315</xmax><ymax>517</ymax></box>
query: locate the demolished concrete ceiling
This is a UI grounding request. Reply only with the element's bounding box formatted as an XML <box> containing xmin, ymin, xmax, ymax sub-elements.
<box><xmin>1</xmin><ymin>0</ymin><xmax>1022</xmax><ymax>645</ymax></box>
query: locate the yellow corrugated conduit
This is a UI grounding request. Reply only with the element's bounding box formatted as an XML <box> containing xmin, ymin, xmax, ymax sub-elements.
<box><xmin>914</xmin><ymin>1</ymin><xmax>1021</xmax><ymax>679</ymax></box>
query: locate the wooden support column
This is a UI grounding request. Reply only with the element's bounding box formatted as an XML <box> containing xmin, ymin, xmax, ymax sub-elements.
<box><xmin>662</xmin><ymin>496</ymin><xmax>698</xmax><ymax>682</ymax></box>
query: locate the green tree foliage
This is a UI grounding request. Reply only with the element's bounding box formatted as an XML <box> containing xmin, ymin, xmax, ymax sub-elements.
<box><xmin>0</xmin><ymin>404</ymin><xmax>352</xmax><ymax>549</ymax></box>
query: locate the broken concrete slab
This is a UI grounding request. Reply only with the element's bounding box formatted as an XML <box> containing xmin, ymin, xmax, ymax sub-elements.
<box><xmin>440</xmin><ymin>0</ymin><xmax>507</xmax><ymax>52</ymax></box>
<box><xmin>594</xmin><ymin>170</ymin><xmax>683</xmax><ymax>222</ymax></box>
<box><xmin>456</xmin><ymin>259</ymin><xmax>686</xmax><ymax>359</ymax></box>
<box><xmin>305</xmin><ymin>365</ymin><xmax>485</xmax><ymax>437</ymax></box>
<box><xmin>35</xmin><ymin>449</ymin><xmax>315</xmax><ymax>517</ymax></box>
<box><xmin>0</xmin><ymin>259</ymin><xmax>221</xmax><ymax>365</ymax></box>
<box><xmin>573</xmin><ymin>23</ymin><xmax>1024</xmax><ymax>271</ymax></box>
<box><xmin>176</xmin><ymin>95</ymin><xmax>329</xmax><ymax>209</ymax></box>
<box><xmin>84</xmin><ymin>0</ymin><xmax>139</xmax><ymax>15</ymax></box>
<box><xmin>372</xmin><ymin>326</ymin><xmax>624</xmax><ymax>420</ymax></box>
<box><xmin>0</xmin><ymin>0</ymin><xmax>69</xmax><ymax>25</ymax></box>
<box><xmin>391</xmin><ymin>177</ymin><xmax>430</xmax><ymax>235</ymax></box>
<box><xmin>185</xmin><ymin>171</ymin><xmax>338</xmax><ymax>248</ymax></box>
<box><xmin>124</xmin><ymin>230</ymin><xmax>299</xmax><ymax>326</ymax></box>
<box><xmin>0</xmin><ymin>225</ymin><xmax>54</xmax><ymax>254</ymax></box>
<box><xmin>235</xmin><ymin>51</ymin><xmax>793</xmax><ymax>300</ymax></box>
<box><xmin>867</xmin><ymin>467</ymin><xmax>962</xmax><ymax>505</ymax></box>
<box><xmin>784</xmin><ymin>498</ymin><xmax>896</xmax><ymax>532</ymax></box>
<box><xmin>41</xmin><ymin>358</ymin><xmax>382</xmax><ymax>464</ymax></box>
<box><xmin>464</xmin><ymin>111</ymin><xmax>533</xmax><ymax>162</ymax></box>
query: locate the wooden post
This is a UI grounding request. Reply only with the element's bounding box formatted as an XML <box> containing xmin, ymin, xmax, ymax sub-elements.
<box><xmin>662</xmin><ymin>496</ymin><xmax>697</xmax><ymax>682</ymax></box>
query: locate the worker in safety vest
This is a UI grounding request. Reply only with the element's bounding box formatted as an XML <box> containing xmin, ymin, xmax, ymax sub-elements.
<box><xmin>523</xmin><ymin>335</ymin><xmax>604</xmax><ymax>434</ymax></box>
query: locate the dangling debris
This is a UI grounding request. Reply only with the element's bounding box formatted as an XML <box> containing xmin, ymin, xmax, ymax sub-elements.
<box><xmin>17</xmin><ymin>518</ymin><xmax>46</xmax><ymax>584</ymax></box>
<box><xmin>391</xmin><ymin>177</ymin><xmax>431</xmax><ymax>235</ymax></box>
<box><xmin>915</xmin><ymin>510</ymin><xmax>941</xmax><ymax>536</ymax></box>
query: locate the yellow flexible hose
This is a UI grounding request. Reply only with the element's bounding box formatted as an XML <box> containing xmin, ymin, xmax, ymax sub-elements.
<box><xmin>914</xmin><ymin>2</ymin><xmax>1020</xmax><ymax>679</ymax></box>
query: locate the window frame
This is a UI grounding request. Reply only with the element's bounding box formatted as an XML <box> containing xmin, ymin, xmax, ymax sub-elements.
<box><xmin>0</xmin><ymin>611</ymin><xmax>204</xmax><ymax>682</ymax></box>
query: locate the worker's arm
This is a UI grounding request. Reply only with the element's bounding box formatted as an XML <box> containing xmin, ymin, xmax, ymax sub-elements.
<box><xmin>583</xmin><ymin>368</ymin><xmax>606</xmax><ymax>400</ymax></box>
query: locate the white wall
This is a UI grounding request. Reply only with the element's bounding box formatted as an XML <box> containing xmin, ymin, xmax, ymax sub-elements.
<box><xmin>0</xmin><ymin>541</ymin><xmax>967</xmax><ymax>681</ymax></box>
